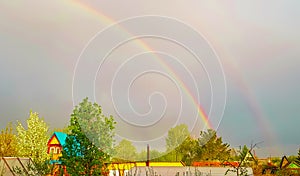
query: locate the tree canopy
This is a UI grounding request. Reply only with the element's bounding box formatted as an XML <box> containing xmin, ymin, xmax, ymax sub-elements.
<box><xmin>113</xmin><ymin>139</ymin><xmax>137</xmax><ymax>161</ymax></box>
<box><xmin>60</xmin><ymin>98</ymin><xmax>116</xmax><ymax>176</ymax></box>
<box><xmin>165</xmin><ymin>124</ymin><xmax>190</xmax><ymax>161</ymax></box>
<box><xmin>196</xmin><ymin>129</ymin><xmax>231</xmax><ymax>161</ymax></box>
<box><xmin>16</xmin><ymin>111</ymin><xmax>49</xmax><ymax>163</ymax></box>
<box><xmin>178</xmin><ymin>136</ymin><xmax>198</xmax><ymax>165</ymax></box>
<box><xmin>0</xmin><ymin>122</ymin><xmax>18</xmax><ymax>157</ymax></box>
<box><xmin>76</xmin><ymin>98</ymin><xmax>115</xmax><ymax>155</ymax></box>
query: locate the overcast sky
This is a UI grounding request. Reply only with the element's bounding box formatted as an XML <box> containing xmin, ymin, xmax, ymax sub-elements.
<box><xmin>0</xmin><ymin>0</ymin><xmax>299</xmax><ymax>157</ymax></box>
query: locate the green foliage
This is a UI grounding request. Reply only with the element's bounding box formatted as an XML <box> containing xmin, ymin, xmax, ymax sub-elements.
<box><xmin>60</xmin><ymin>98</ymin><xmax>116</xmax><ymax>176</ymax></box>
<box><xmin>229</xmin><ymin>148</ymin><xmax>238</xmax><ymax>161</ymax></box>
<box><xmin>16</xmin><ymin>111</ymin><xmax>49</xmax><ymax>163</ymax></box>
<box><xmin>166</xmin><ymin>124</ymin><xmax>189</xmax><ymax>151</ymax></box>
<box><xmin>178</xmin><ymin>136</ymin><xmax>198</xmax><ymax>165</ymax></box>
<box><xmin>61</xmin><ymin>113</ymin><xmax>105</xmax><ymax>175</ymax></box>
<box><xmin>276</xmin><ymin>168</ymin><xmax>298</xmax><ymax>176</ymax></box>
<box><xmin>164</xmin><ymin>128</ymin><xmax>231</xmax><ymax>164</ymax></box>
<box><xmin>148</xmin><ymin>150</ymin><xmax>163</xmax><ymax>161</ymax></box>
<box><xmin>165</xmin><ymin>124</ymin><xmax>189</xmax><ymax>161</ymax></box>
<box><xmin>136</xmin><ymin>150</ymin><xmax>147</xmax><ymax>161</ymax></box>
<box><xmin>196</xmin><ymin>129</ymin><xmax>231</xmax><ymax>161</ymax></box>
<box><xmin>12</xmin><ymin>159</ymin><xmax>56</xmax><ymax>176</ymax></box>
<box><xmin>0</xmin><ymin>122</ymin><xmax>18</xmax><ymax>157</ymax></box>
<box><xmin>271</xmin><ymin>157</ymin><xmax>281</xmax><ymax>166</ymax></box>
<box><xmin>136</xmin><ymin>149</ymin><xmax>164</xmax><ymax>162</ymax></box>
<box><xmin>113</xmin><ymin>139</ymin><xmax>137</xmax><ymax>161</ymax></box>
<box><xmin>238</xmin><ymin>145</ymin><xmax>253</xmax><ymax>167</ymax></box>
<box><xmin>156</xmin><ymin>150</ymin><xmax>177</xmax><ymax>162</ymax></box>
<box><xmin>75</xmin><ymin>98</ymin><xmax>116</xmax><ymax>155</ymax></box>
<box><xmin>287</xmin><ymin>155</ymin><xmax>297</xmax><ymax>162</ymax></box>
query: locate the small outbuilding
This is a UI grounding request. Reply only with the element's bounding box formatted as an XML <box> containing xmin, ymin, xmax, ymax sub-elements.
<box><xmin>47</xmin><ymin>132</ymin><xmax>67</xmax><ymax>163</ymax></box>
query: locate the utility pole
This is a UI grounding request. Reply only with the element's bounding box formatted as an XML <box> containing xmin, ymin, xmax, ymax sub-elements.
<box><xmin>146</xmin><ymin>144</ymin><xmax>150</xmax><ymax>167</ymax></box>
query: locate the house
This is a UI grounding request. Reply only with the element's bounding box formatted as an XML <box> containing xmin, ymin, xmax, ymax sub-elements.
<box><xmin>47</xmin><ymin>132</ymin><xmax>67</xmax><ymax>163</ymax></box>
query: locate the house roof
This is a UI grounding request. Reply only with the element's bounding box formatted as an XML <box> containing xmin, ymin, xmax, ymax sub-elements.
<box><xmin>49</xmin><ymin>132</ymin><xmax>67</xmax><ymax>146</ymax></box>
<box><xmin>280</xmin><ymin>156</ymin><xmax>290</xmax><ymax>168</ymax></box>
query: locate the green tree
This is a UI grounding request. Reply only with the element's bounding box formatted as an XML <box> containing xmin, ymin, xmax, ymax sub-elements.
<box><xmin>136</xmin><ymin>150</ymin><xmax>147</xmax><ymax>161</ymax></box>
<box><xmin>60</xmin><ymin>98</ymin><xmax>116</xmax><ymax>176</ymax></box>
<box><xmin>137</xmin><ymin>150</ymin><xmax>147</xmax><ymax>161</ymax></box>
<box><xmin>0</xmin><ymin>122</ymin><xmax>18</xmax><ymax>157</ymax></box>
<box><xmin>16</xmin><ymin>111</ymin><xmax>49</xmax><ymax>163</ymax></box>
<box><xmin>230</xmin><ymin>148</ymin><xmax>238</xmax><ymax>161</ymax></box>
<box><xmin>178</xmin><ymin>136</ymin><xmax>198</xmax><ymax>165</ymax></box>
<box><xmin>76</xmin><ymin>98</ymin><xmax>115</xmax><ymax>155</ymax></box>
<box><xmin>113</xmin><ymin>139</ymin><xmax>137</xmax><ymax>161</ymax></box>
<box><xmin>196</xmin><ymin>129</ymin><xmax>230</xmax><ymax>161</ymax></box>
<box><xmin>157</xmin><ymin>151</ymin><xmax>175</xmax><ymax>162</ymax></box>
<box><xmin>13</xmin><ymin>159</ymin><xmax>56</xmax><ymax>176</ymax></box>
<box><xmin>149</xmin><ymin>150</ymin><xmax>163</xmax><ymax>161</ymax></box>
<box><xmin>165</xmin><ymin>124</ymin><xmax>190</xmax><ymax>161</ymax></box>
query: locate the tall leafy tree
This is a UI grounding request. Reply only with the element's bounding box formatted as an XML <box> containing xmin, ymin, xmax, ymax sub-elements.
<box><xmin>178</xmin><ymin>136</ymin><xmax>198</xmax><ymax>165</ymax></box>
<box><xmin>60</xmin><ymin>98</ymin><xmax>116</xmax><ymax>176</ymax></box>
<box><xmin>0</xmin><ymin>122</ymin><xmax>18</xmax><ymax>157</ymax></box>
<box><xmin>16</xmin><ymin>111</ymin><xmax>49</xmax><ymax>162</ymax></box>
<box><xmin>76</xmin><ymin>98</ymin><xmax>115</xmax><ymax>155</ymax></box>
<box><xmin>113</xmin><ymin>139</ymin><xmax>137</xmax><ymax>161</ymax></box>
<box><xmin>196</xmin><ymin>129</ymin><xmax>230</xmax><ymax>161</ymax></box>
<box><xmin>165</xmin><ymin>124</ymin><xmax>190</xmax><ymax>161</ymax></box>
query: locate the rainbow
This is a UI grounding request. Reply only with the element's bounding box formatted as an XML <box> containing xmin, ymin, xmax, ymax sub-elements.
<box><xmin>69</xmin><ymin>0</ymin><xmax>217</xmax><ymax>130</ymax></box>
<box><xmin>222</xmin><ymin>59</ymin><xmax>279</xmax><ymax>153</ymax></box>
<box><xmin>69</xmin><ymin>0</ymin><xmax>279</xmax><ymax>155</ymax></box>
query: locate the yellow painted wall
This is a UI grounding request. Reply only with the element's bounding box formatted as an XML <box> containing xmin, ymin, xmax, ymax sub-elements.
<box><xmin>137</xmin><ymin>162</ymin><xmax>183</xmax><ymax>167</ymax></box>
<box><xmin>107</xmin><ymin>162</ymin><xmax>184</xmax><ymax>170</ymax></box>
<box><xmin>49</xmin><ymin>136</ymin><xmax>59</xmax><ymax>145</ymax></box>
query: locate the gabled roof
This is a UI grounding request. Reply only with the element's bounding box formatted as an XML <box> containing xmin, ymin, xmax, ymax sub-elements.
<box><xmin>280</xmin><ymin>155</ymin><xmax>290</xmax><ymax>169</ymax></box>
<box><xmin>48</xmin><ymin>132</ymin><xmax>67</xmax><ymax>146</ymax></box>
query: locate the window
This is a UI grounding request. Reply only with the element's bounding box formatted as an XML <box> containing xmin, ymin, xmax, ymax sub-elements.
<box><xmin>56</xmin><ymin>148</ymin><xmax>60</xmax><ymax>154</ymax></box>
<box><xmin>50</xmin><ymin>147</ymin><xmax>55</xmax><ymax>154</ymax></box>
